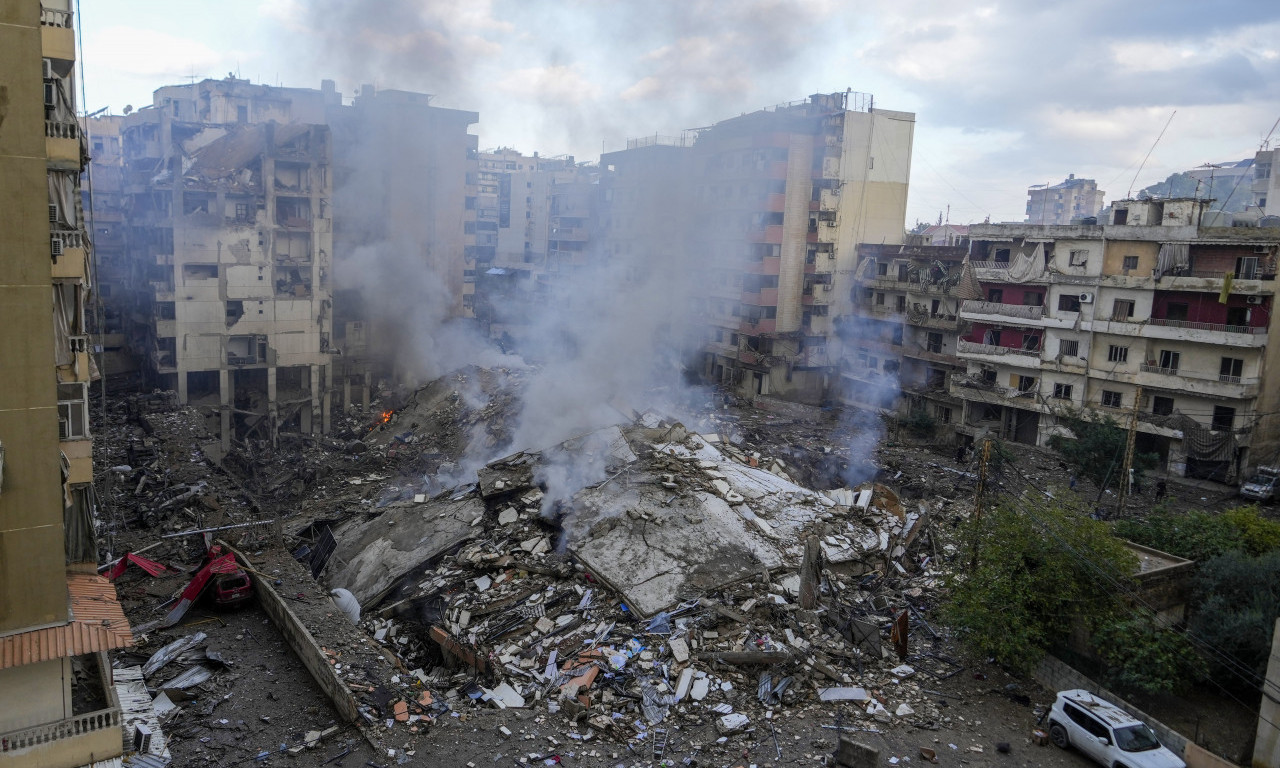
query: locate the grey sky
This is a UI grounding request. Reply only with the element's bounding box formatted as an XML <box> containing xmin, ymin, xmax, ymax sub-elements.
<box><xmin>79</xmin><ymin>0</ymin><xmax>1280</xmax><ymax>224</ymax></box>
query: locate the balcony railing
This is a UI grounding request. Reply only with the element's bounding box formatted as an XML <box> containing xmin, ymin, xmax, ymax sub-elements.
<box><xmin>0</xmin><ymin>706</ymin><xmax>120</xmax><ymax>755</ymax></box>
<box><xmin>40</xmin><ymin>6</ymin><xmax>73</xmax><ymax>27</ymax></box>
<box><xmin>46</xmin><ymin>120</ymin><xmax>79</xmax><ymax>140</ymax></box>
<box><xmin>1147</xmin><ymin>318</ymin><xmax>1263</xmax><ymax>335</ymax></box>
<box><xmin>957</xmin><ymin>339</ymin><xmax>1041</xmax><ymax>357</ymax></box>
<box><xmin>969</xmin><ymin>260</ymin><xmax>1010</xmax><ymax>270</ymax></box>
<box><xmin>960</xmin><ymin>300</ymin><xmax>1044</xmax><ymax>321</ymax></box>
<box><xmin>1139</xmin><ymin>364</ymin><xmax>1179</xmax><ymax>376</ymax></box>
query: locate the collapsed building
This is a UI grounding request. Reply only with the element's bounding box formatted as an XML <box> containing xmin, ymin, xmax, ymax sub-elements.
<box><xmin>84</xmin><ymin>78</ymin><xmax>480</xmax><ymax>444</ymax></box>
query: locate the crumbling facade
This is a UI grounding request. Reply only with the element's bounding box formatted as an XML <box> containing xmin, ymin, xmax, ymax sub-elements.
<box><xmin>115</xmin><ymin>105</ymin><xmax>335</xmax><ymax>447</ymax></box>
<box><xmin>843</xmin><ymin>241</ymin><xmax>975</xmax><ymax>431</ymax></box>
<box><xmin>0</xmin><ymin>3</ymin><xmax>133</xmax><ymax>765</ymax></box>
<box><xmin>691</xmin><ymin>93</ymin><xmax>916</xmax><ymax>402</ymax></box>
<box><xmin>955</xmin><ymin>198</ymin><xmax>1280</xmax><ymax>482</ymax></box>
<box><xmin>1025</xmin><ymin>174</ymin><xmax>1104</xmax><ymax>225</ymax></box>
<box><xmin>88</xmin><ymin>77</ymin><xmax>481</xmax><ymax>430</ymax></box>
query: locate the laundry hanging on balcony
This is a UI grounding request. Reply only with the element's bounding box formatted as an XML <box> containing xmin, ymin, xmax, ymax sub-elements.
<box><xmin>1153</xmin><ymin>243</ymin><xmax>1190</xmax><ymax>280</ymax></box>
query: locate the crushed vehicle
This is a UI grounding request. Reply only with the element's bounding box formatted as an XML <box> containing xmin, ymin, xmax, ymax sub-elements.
<box><xmin>1047</xmin><ymin>689</ymin><xmax>1185</xmax><ymax>768</ymax></box>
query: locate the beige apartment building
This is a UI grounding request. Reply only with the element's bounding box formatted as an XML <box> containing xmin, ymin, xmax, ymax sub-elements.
<box><xmin>694</xmin><ymin>92</ymin><xmax>916</xmax><ymax>402</ymax></box>
<box><xmin>0</xmin><ymin>3</ymin><xmax>134</xmax><ymax>766</ymax></box>
<box><xmin>953</xmin><ymin>198</ymin><xmax>1280</xmax><ymax>482</ymax></box>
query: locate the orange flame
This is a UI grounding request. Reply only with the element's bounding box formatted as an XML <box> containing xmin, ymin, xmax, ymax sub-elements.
<box><xmin>380</xmin><ymin>410</ymin><xmax>393</xmax><ymax>423</ymax></box>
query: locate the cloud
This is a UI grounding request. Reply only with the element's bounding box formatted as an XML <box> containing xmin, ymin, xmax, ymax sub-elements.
<box><xmin>84</xmin><ymin>25</ymin><xmax>247</xmax><ymax>81</ymax></box>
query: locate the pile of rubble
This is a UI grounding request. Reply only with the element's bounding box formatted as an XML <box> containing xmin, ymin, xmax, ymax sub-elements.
<box><xmin>310</xmin><ymin>411</ymin><xmax>964</xmax><ymax>761</ymax></box>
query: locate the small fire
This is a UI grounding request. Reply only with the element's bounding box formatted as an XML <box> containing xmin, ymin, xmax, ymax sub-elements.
<box><xmin>380</xmin><ymin>410</ymin><xmax>393</xmax><ymax>424</ymax></box>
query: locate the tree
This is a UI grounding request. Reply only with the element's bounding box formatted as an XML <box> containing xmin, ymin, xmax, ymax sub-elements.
<box><xmin>1113</xmin><ymin>509</ymin><xmax>1245</xmax><ymax>562</ymax></box>
<box><xmin>1092</xmin><ymin>614</ymin><xmax>1207</xmax><ymax>695</ymax></box>
<box><xmin>1047</xmin><ymin>412</ymin><xmax>1158</xmax><ymax>489</ymax></box>
<box><xmin>1187</xmin><ymin>550</ymin><xmax>1280</xmax><ymax>689</ymax></box>
<box><xmin>943</xmin><ymin>496</ymin><xmax>1137</xmax><ymax>672</ymax></box>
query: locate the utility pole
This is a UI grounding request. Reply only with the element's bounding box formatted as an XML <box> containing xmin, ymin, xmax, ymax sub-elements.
<box><xmin>1117</xmin><ymin>386</ymin><xmax>1143</xmax><ymax>514</ymax></box>
<box><xmin>970</xmin><ymin>438</ymin><xmax>993</xmax><ymax>571</ymax></box>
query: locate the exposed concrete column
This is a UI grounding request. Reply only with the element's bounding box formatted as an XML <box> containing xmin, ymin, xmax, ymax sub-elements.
<box><xmin>219</xmin><ymin>369</ymin><xmax>232</xmax><ymax>453</ymax></box>
<box><xmin>321</xmin><ymin>363</ymin><xmax>332</xmax><ymax>434</ymax></box>
<box><xmin>342</xmin><ymin>376</ymin><xmax>352</xmax><ymax>415</ymax></box>
<box><xmin>361</xmin><ymin>371</ymin><xmax>371</xmax><ymax>411</ymax></box>
<box><xmin>176</xmin><ymin>368</ymin><xmax>188</xmax><ymax>404</ymax></box>
<box><xmin>267</xmin><ymin>366</ymin><xmax>278</xmax><ymax>447</ymax></box>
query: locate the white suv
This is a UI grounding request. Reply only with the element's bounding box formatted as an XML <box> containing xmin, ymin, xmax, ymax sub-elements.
<box><xmin>1047</xmin><ymin>690</ymin><xmax>1185</xmax><ymax>768</ymax></box>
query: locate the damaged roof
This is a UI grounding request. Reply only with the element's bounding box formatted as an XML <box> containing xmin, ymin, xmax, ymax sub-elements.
<box><xmin>0</xmin><ymin>572</ymin><xmax>134</xmax><ymax>670</ymax></box>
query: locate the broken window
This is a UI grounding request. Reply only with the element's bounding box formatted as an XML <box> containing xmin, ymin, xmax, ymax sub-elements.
<box><xmin>1111</xmin><ymin>299</ymin><xmax>1135</xmax><ymax>320</ymax></box>
<box><xmin>183</xmin><ymin>264</ymin><xmax>219</xmax><ymax>281</ymax></box>
<box><xmin>226</xmin><ymin>300</ymin><xmax>244</xmax><ymax>325</ymax></box>
<box><xmin>57</xmin><ymin>382</ymin><xmax>89</xmax><ymax>439</ymax></box>
<box><xmin>1158</xmin><ymin>350</ymin><xmax>1180</xmax><ymax>372</ymax></box>
<box><xmin>1101</xmin><ymin>390</ymin><xmax>1123</xmax><ymax>408</ymax></box>
<box><xmin>1052</xmin><ymin>383</ymin><xmax>1073</xmax><ymax>400</ymax></box>
<box><xmin>1057</xmin><ymin>294</ymin><xmax>1081</xmax><ymax>312</ymax></box>
<box><xmin>1023</xmin><ymin>292</ymin><xmax>1044</xmax><ymax>307</ymax></box>
<box><xmin>1069</xmin><ymin>249</ymin><xmax>1088</xmax><ymax>266</ymax></box>
<box><xmin>926</xmin><ymin>332</ymin><xmax>943</xmax><ymax>354</ymax></box>
<box><xmin>987</xmin><ymin>288</ymin><xmax>1003</xmax><ymax>303</ymax></box>
<box><xmin>1152</xmin><ymin>396</ymin><xmax>1175</xmax><ymax>416</ymax></box>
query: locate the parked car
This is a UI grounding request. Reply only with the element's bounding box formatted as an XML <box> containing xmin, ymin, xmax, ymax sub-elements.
<box><xmin>1240</xmin><ymin>466</ymin><xmax>1279</xmax><ymax>502</ymax></box>
<box><xmin>1047</xmin><ymin>690</ymin><xmax>1184</xmax><ymax>768</ymax></box>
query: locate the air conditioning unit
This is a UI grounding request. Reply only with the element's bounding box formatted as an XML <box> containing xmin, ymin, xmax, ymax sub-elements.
<box><xmin>1247</xmin><ymin>296</ymin><xmax>1264</xmax><ymax>305</ymax></box>
<box><xmin>42</xmin><ymin>58</ymin><xmax>53</xmax><ymax>79</ymax></box>
<box><xmin>49</xmin><ymin>204</ymin><xmax>58</xmax><ymax>223</ymax></box>
<box><xmin>1078</xmin><ymin>292</ymin><xmax>1095</xmax><ymax>303</ymax></box>
<box><xmin>58</xmin><ymin>417</ymin><xmax>70</xmax><ymax>441</ymax></box>
<box><xmin>50</xmin><ymin>238</ymin><xmax>63</xmax><ymax>258</ymax></box>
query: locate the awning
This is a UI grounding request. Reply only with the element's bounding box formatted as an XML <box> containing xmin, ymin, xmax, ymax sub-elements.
<box><xmin>0</xmin><ymin>572</ymin><xmax>133</xmax><ymax>670</ymax></box>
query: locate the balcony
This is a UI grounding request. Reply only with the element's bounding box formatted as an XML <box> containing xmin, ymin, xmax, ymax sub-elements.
<box><xmin>740</xmin><ymin>318</ymin><xmax>777</xmax><ymax>334</ymax></box>
<box><xmin>741</xmin><ymin>288</ymin><xmax>779</xmax><ymax>306</ymax></box>
<box><xmin>948</xmin><ymin>380</ymin><xmax>1045</xmax><ymax>411</ymax></box>
<box><xmin>40</xmin><ymin>6</ymin><xmax>73</xmax><ymax>26</ymax></box>
<box><xmin>749</xmin><ymin>224</ymin><xmax>784</xmax><ymax>244</ymax></box>
<box><xmin>960</xmin><ymin>300</ymin><xmax>1044</xmax><ymax>324</ymax></box>
<box><xmin>745</xmin><ymin>256</ymin><xmax>781</xmax><ymax>275</ymax></box>
<box><xmin>45</xmin><ymin>119</ymin><xmax>78</xmax><ymax>140</ymax></box>
<box><xmin>905</xmin><ymin>310</ymin><xmax>961</xmax><ymax>330</ymax></box>
<box><xmin>1135</xmin><ymin>364</ymin><xmax>1261</xmax><ymax>399</ymax></box>
<box><xmin>900</xmin><ymin>344</ymin><xmax>959</xmax><ymax>366</ymax></box>
<box><xmin>956</xmin><ymin>339</ymin><xmax>1043</xmax><ymax>368</ymax></box>
<box><xmin>0</xmin><ymin>705</ymin><xmax>122</xmax><ymax>764</ymax></box>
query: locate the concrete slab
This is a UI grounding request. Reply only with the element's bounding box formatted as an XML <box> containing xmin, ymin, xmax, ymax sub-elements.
<box><xmin>329</xmin><ymin>495</ymin><xmax>484</xmax><ymax>604</ymax></box>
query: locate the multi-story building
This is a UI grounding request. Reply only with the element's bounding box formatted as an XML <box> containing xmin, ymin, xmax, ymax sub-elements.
<box><xmin>842</xmin><ymin>241</ymin><xmax>977</xmax><ymax>430</ymax></box>
<box><xmin>692</xmin><ymin>92</ymin><xmax>916</xmax><ymax>402</ymax></box>
<box><xmin>470</xmin><ymin>149</ymin><xmax>597</xmax><ymax>344</ymax></box>
<box><xmin>0</xmin><ymin>3</ymin><xmax>133</xmax><ymax>765</ymax></box>
<box><xmin>954</xmin><ymin>197</ymin><xmax>1280</xmax><ymax>483</ymax></box>
<box><xmin>1026</xmin><ymin>174</ymin><xmax>1105</xmax><ymax>225</ymax></box>
<box><xmin>1250</xmin><ymin>148</ymin><xmax>1279</xmax><ymax>218</ymax></box>
<box><xmin>116</xmin><ymin>107</ymin><xmax>336</xmax><ymax>447</ymax></box>
<box><xmin>88</xmin><ymin>78</ymin><xmax>479</xmax><ymax>434</ymax></box>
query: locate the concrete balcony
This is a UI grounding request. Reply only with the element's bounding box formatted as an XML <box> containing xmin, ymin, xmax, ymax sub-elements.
<box><xmin>1093</xmin><ymin>318</ymin><xmax>1267</xmax><ymax>348</ymax></box>
<box><xmin>740</xmin><ymin>318</ymin><xmax>777</xmax><ymax>334</ymax></box>
<box><xmin>0</xmin><ymin>706</ymin><xmax>122</xmax><ymax>767</ymax></box>
<box><xmin>802</xmin><ymin>288</ymin><xmax>834</xmax><ymax>305</ymax></box>
<box><xmin>959</xmin><ymin>300</ymin><xmax>1045</xmax><ymax>325</ymax></box>
<box><xmin>900</xmin><ymin>345</ymin><xmax>959</xmax><ymax>366</ymax></box>
<box><xmin>741</xmin><ymin>288</ymin><xmax>779</xmax><ymax>306</ymax></box>
<box><xmin>949</xmin><ymin>380</ymin><xmax>1046</xmax><ymax>412</ymax></box>
<box><xmin>41</xmin><ymin>8</ymin><xmax>76</xmax><ymax>61</ymax></box>
<box><xmin>749</xmin><ymin>224</ymin><xmax>784</xmax><ymax>244</ymax></box>
<box><xmin>956</xmin><ymin>339</ymin><xmax>1043</xmax><ymax>368</ymax></box>
<box><xmin>745</xmin><ymin>256</ymin><xmax>781</xmax><ymax>275</ymax></box>
<box><xmin>1135</xmin><ymin>364</ymin><xmax>1261</xmax><ymax>399</ymax></box>
<box><xmin>905</xmin><ymin>311</ymin><xmax>961</xmax><ymax>330</ymax></box>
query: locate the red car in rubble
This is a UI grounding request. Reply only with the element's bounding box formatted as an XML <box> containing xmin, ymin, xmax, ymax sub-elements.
<box><xmin>211</xmin><ymin>568</ymin><xmax>253</xmax><ymax>607</ymax></box>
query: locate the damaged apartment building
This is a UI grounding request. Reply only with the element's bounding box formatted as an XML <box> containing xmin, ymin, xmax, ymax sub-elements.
<box><xmin>1</xmin><ymin>3</ymin><xmax>134</xmax><ymax>767</ymax></box>
<box><xmin>690</xmin><ymin>92</ymin><xmax>915</xmax><ymax>402</ymax></box>
<box><xmin>467</xmin><ymin>148</ymin><xmax>597</xmax><ymax>345</ymax></box>
<box><xmin>116</xmin><ymin>110</ymin><xmax>335</xmax><ymax>446</ymax></box>
<box><xmin>842</xmin><ymin>195</ymin><xmax>1280</xmax><ymax>484</ymax></box>
<box><xmin>86</xmin><ymin>77</ymin><xmax>479</xmax><ymax>443</ymax></box>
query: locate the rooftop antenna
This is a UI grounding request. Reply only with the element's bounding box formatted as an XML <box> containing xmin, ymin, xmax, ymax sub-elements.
<box><xmin>1127</xmin><ymin>110</ymin><xmax>1176</xmax><ymax>198</ymax></box>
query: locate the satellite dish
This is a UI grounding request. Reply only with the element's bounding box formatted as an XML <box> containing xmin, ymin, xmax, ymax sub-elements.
<box><xmin>123</xmin><ymin>104</ymin><xmax>133</xmax><ymax>115</ymax></box>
